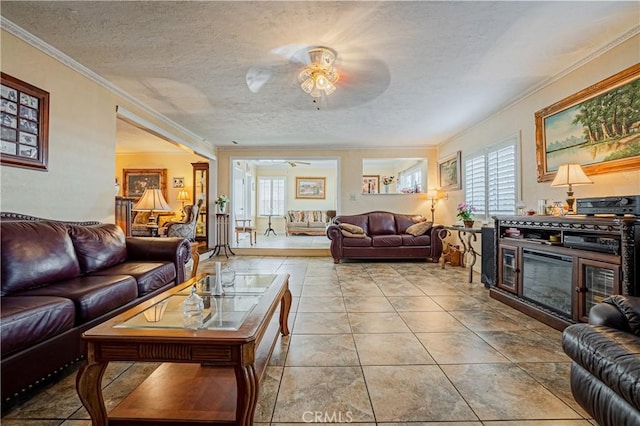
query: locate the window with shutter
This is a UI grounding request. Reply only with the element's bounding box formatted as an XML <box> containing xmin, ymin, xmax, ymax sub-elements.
<box><xmin>258</xmin><ymin>177</ymin><xmax>285</xmax><ymax>216</ymax></box>
<box><xmin>464</xmin><ymin>134</ymin><xmax>519</xmax><ymax>220</ymax></box>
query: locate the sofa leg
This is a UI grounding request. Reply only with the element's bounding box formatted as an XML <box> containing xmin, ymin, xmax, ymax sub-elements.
<box><xmin>333</xmin><ymin>258</ymin><xmax>340</xmax><ymax>264</ymax></box>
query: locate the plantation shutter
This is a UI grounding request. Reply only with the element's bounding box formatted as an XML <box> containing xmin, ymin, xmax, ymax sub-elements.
<box><xmin>258</xmin><ymin>177</ymin><xmax>285</xmax><ymax>216</ymax></box>
<box><xmin>465</xmin><ymin>155</ymin><xmax>486</xmax><ymax>216</ymax></box>
<box><xmin>487</xmin><ymin>143</ymin><xmax>516</xmax><ymax>216</ymax></box>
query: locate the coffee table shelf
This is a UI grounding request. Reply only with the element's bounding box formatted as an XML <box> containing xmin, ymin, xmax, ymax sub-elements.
<box><xmin>76</xmin><ymin>273</ymin><xmax>291</xmax><ymax>426</ymax></box>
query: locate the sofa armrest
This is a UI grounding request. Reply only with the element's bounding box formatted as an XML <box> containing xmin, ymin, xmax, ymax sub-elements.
<box><xmin>589</xmin><ymin>295</ymin><xmax>640</xmax><ymax>335</ymax></box>
<box><xmin>126</xmin><ymin>237</ymin><xmax>191</xmax><ymax>284</ymax></box>
<box><xmin>326</xmin><ymin>224</ymin><xmax>342</xmax><ymax>241</ymax></box>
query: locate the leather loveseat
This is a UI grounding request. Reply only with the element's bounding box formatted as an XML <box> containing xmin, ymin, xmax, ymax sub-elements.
<box><xmin>562</xmin><ymin>295</ymin><xmax>640</xmax><ymax>426</ymax></box>
<box><xmin>0</xmin><ymin>213</ymin><xmax>191</xmax><ymax>403</ymax></box>
<box><xmin>326</xmin><ymin>211</ymin><xmax>443</xmax><ymax>264</ymax></box>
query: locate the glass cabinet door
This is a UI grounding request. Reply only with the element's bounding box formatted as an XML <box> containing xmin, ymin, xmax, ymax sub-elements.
<box><xmin>498</xmin><ymin>245</ymin><xmax>519</xmax><ymax>294</ymax></box>
<box><xmin>577</xmin><ymin>258</ymin><xmax>621</xmax><ymax>322</ymax></box>
<box><xmin>192</xmin><ymin>162</ymin><xmax>209</xmax><ymax>242</ymax></box>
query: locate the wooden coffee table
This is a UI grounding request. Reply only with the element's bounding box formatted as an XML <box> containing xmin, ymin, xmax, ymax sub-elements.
<box><xmin>76</xmin><ymin>273</ymin><xmax>291</xmax><ymax>425</ymax></box>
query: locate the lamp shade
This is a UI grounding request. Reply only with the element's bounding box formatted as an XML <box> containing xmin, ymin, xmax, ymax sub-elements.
<box><xmin>177</xmin><ymin>190</ymin><xmax>190</xmax><ymax>202</ymax></box>
<box><xmin>551</xmin><ymin>163</ymin><xmax>593</xmax><ymax>187</ymax></box>
<box><xmin>133</xmin><ymin>188</ymin><xmax>172</xmax><ymax>212</ymax></box>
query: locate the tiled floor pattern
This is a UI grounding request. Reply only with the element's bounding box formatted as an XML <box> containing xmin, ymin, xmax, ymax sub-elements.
<box><xmin>2</xmin><ymin>256</ymin><xmax>595</xmax><ymax>425</ymax></box>
<box><xmin>234</xmin><ymin>233</ymin><xmax>330</xmax><ymax>249</ymax></box>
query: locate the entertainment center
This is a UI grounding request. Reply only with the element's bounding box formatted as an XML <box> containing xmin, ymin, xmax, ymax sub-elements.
<box><xmin>491</xmin><ymin>215</ymin><xmax>638</xmax><ymax>331</ymax></box>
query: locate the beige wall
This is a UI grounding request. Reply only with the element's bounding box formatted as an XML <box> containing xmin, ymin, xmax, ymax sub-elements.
<box><xmin>116</xmin><ymin>152</ymin><xmax>207</xmax><ymax>217</ymax></box>
<box><xmin>217</xmin><ymin>148</ymin><xmax>440</xmax><ymax>221</ymax></box>
<box><xmin>0</xmin><ymin>30</ymin><xmax>210</xmax><ymax>222</ymax></box>
<box><xmin>438</xmin><ymin>35</ymin><xmax>640</xmax><ymax>226</ymax></box>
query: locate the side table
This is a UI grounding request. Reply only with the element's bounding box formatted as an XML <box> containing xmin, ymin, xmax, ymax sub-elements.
<box><xmin>212</xmin><ymin>213</ymin><xmax>235</xmax><ymax>258</ymax></box>
<box><xmin>438</xmin><ymin>225</ymin><xmax>481</xmax><ymax>283</ymax></box>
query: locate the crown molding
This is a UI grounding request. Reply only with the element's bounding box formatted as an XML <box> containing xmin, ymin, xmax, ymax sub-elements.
<box><xmin>1</xmin><ymin>17</ymin><xmax>212</xmax><ymax>156</ymax></box>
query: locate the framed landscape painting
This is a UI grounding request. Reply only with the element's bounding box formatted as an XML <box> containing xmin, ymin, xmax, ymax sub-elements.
<box><xmin>123</xmin><ymin>168</ymin><xmax>168</xmax><ymax>199</ymax></box>
<box><xmin>535</xmin><ymin>63</ymin><xmax>640</xmax><ymax>182</ymax></box>
<box><xmin>296</xmin><ymin>177</ymin><xmax>325</xmax><ymax>199</ymax></box>
<box><xmin>438</xmin><ymin>151</ymin><xmax>461</xmax><ymax>191</ymax></box>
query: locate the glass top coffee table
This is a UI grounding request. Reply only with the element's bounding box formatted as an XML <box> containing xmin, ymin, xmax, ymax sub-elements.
<box><xmin>76</xmin><ymin>273</ymin><xmax>291</xmax><ymax>426</ymax></box>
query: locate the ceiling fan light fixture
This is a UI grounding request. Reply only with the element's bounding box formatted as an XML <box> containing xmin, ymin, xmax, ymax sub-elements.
<box><xmin>297</xmin><ymin>47</ymin><xmax>339</xmax><ymax>98</ymax></box>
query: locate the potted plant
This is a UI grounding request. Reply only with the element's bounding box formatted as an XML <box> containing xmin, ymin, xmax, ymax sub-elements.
<box><xmin>457</xmin><ymin>202</ymin><xmax>476</xmax><ymax>228</ymax></box>
<box><xmin>215</xmin><ymin>195</ymin><xmax>229</xmax><ymax>213</ymax></box>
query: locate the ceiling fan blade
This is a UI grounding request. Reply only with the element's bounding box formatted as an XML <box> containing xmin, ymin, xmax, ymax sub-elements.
<box><xmin>245</xmin><ymin>66</ymin><xmax>273</xmax><ymax>93</ymax></box>
<box><xmin>270</xmin><ymin>44</ymin><xmax>314</xmax><ymax>65</ymax></box>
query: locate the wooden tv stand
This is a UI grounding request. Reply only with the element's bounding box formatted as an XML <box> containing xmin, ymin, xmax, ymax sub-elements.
<box><xmin>490</xmin><ymin>215</ymin><xmax>638</xmax><ymax>331</ymax></box>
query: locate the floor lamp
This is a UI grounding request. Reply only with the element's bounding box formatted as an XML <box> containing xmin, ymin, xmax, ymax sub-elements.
<box><xmin>427</xmin><ymin>189</ymin><xmax>447</xmax><ymax>223</ymax></box>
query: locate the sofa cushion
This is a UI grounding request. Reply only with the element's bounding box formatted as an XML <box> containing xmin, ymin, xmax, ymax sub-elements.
<box><xmin>68</xmin><ymin>224</ymin><xmax>128</xmax><ymax>273</ymax></box>
<box><xmin>402</xmin><ymin>234</ymin><xmax>432</xmax><ymax>246</ymax></box>
<box><xmin>406</xmin><ymin>221</ymin><xmax>433</xmax><ymax>237</ymax></box>
<box><xmin>91</xmin><ymin>261</ymin><xmax>176</xmax><ymax>296</ymax></box>
<box><xmin>20</xmin><ymin>275</ymin><xmax>138</xmax><ymax>324</ymax></box>
<box><xmin>341</xmin><ymin>230</ymin><xmax>366</xmax><ymax>238</ymax></box>
<box><xmin>336</xmin><ymin>215</ymin><xmax>369</xmax><ymax>235</ymax></box>
<box><xmin>0</xmin><ymin>296</ymin><xmax>75</xmax><ymax>356</ymax></box>
<box><xmin>368</xmin><ymin>212</ymin><xmax>397</xmax><ymax>235</ymax></box>
<box><xmin>308</xmin><ymin>221</ymin><xmax>327</xmax><ymax>228</ymax></box>
<box><xmin>372</xmin><ymin>235</ymin><xmax>402</xmax><ymax>247</ymax></box>
<box><xmin>1</xmin><ymin>221</ymin><xmax>81</xmax><ymax>295</ymax></box>
<box><xmin>289</xmin><ymin>210</ymin><xmax>304</xmax><ymax>222</ymax></box>
<box><xmin>605</xmin><ymin>295</ymin><xmax>640</xmax><ymax>336</ymax></box>
<box><xmin>395</xmin><ymin>215</ymin><xmax>428</xmax><ymax>234</ymax></box>
<box><xmin>340</xmin><ymin>223</ymin><xmax>365</xmax><ymax>234</ymax></box>
<box><xmin>343</xmin><ymin>235</ymin><xmax>372</xmax><ymax>247</ymax></box>
<box><xmin>289</xmin><ymin>221</ymin><xmax>308</xmax><ymax>228</ymax></box>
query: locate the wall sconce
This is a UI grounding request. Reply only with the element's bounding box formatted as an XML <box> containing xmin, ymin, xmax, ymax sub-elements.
<box><xmin>427</xmin><ymin>189</ymin><xmax>448</xmax><ymax>222</ymax></box>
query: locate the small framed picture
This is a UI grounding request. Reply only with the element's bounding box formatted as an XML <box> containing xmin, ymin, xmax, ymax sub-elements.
<box><xmin>173</xmin><ymin>177</ymin><xmax>185</xmax><ymax>188</ymax></box>
<box><xmin>362</xmin><ymin>175</ymin><xmax>379</xmax><ymax>194</ymax></box>
<box><xmin>296</xmin><ymin>177</ymin><xmax>326</xmax><ymax>199</ymax></box>
<box><xmin>438</xmin><ymin>151</ymin><xmax>462</xmax><ymax>191</ymax></box>
<box><xmin>0</xmin><ymin>73</ymin><xmax>49</xmax><ymax>171</ymax></box>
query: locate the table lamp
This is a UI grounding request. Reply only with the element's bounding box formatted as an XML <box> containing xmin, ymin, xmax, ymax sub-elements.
<box><xmin>177</xmin><ymin>190</ymin><xmax>191</xmax><ymax>220</ymax></box>
<box><xmin>550</xmin><ymin>163</ymin><xmax>593</xmax><ymax>213</ymax></box>
<box><xmin>133</xmin><ymin>188</ymin><xmax>172</xmax><ymax>225</ymax></box>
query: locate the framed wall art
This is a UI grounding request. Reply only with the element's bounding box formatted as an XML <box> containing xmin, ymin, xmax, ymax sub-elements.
<box><xmin>362</xmin><ymin>175</ymin><xmax>380</xmax><ymax>194</ymax></box>
<box><xmin>535</xmin><ymin>63</ymin><xmax>640</xmax><ymax>182</ymax></box>
<box><xmin>0</xmin><ymin>73</ymin><xmax>50</xmax><ymax>170</ymax></box>
<box><xmin>438</xmin><ymin>151</ymin><xmax>461</xmax><ymax>191</ymax></box>
<box><xmin>296</xmin><ymin>177</ymin><xmax>326</xmax><ymax>199</ymax></box>
<box><xmin>172</xmin><ymin>177</ymin><xmax>185</xmax><ymax>188</ymax></box>
<box><xmin>123</xmin><ymin>168</ymin><xmax>168</xmax><ymax>199</ymax></box>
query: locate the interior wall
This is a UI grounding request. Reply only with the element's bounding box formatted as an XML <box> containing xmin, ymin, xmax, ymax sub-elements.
<box><xmin>0</xmin><ymin>30</ymin><xmax>212</xmax><ymax>222</ymax></box>
<box><xmin>217</xmin><ymin>147</ymin><xmax>439</xmax><ymax>219</ymax></box>
<box><xmin>255</xmin><ymin>165</ymin><xmax>338</xmax><ymax>234</ymax></box>
<box><xmin>437</xmin><ymin>35</ymin><xmax>640</xmax><ymax>226</ymax></box>
<box><xmin>116</xmin><ymin>151</ymin><xmax>207</xmax><ymax>217</ymax></box>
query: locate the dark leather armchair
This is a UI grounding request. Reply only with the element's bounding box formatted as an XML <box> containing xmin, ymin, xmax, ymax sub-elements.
<box><xmin>562</xmin><ymin>295</ymin><xmax>640</xmax><ymax>426</ymax></box>
<box><xmin>162</xmin><ymin>200</ymin><xmax>201</xmax><ymax>241</ymax></box>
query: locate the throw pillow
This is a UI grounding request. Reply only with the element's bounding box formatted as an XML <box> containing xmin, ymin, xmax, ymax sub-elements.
<box><xmin>406</xmin><ymin>221</ymin><xmax>433</xmax><ymax>236</ymax></box>
<box><xmin>339</xmin><ymin>223</ymin><xmax>365</xmax><ymax>234</ymax></box>
<box><xmin>341</xmin><ymin>230</ymin><xmax>366</xmax><ymax>238</ymax></box>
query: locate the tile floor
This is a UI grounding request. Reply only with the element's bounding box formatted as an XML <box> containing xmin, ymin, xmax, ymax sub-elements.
<box><xmin>1</xmin><ymin>255</ymin><xmax>596</xmax><ymax>425</ymax></box>
<box><xmin>234</xmin><ymin>233</ymin><xmax>330</xmax><ymax>249</ymax></box>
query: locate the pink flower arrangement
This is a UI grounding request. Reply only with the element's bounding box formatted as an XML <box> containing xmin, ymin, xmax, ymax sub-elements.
<box><xmin>457</xmin><ymin>202</ymin><xmax>476</xmax><ymax>221</ymax></box>
<box><xmin>382</xmin><ymin>176</ymin><xmax>395</xmax><ymax>185</ymax></box>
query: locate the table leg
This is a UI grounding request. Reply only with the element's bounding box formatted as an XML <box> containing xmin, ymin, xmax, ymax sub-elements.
<box><xmin>76</xmin><ymin>348</ymin><xmax>109</xmax><ymax>426</ymax></box>
<box><xmin>234</xmin><ymin>362</ymin><xmax>258</xmax><ymax>425</ymax></box>
<box><xmin>438</xmin><ymin>229</ymin><xmax>450</xmax><ymax>269</ymax></box>
<box><xmin>190</xmin><ymin>242</ymin><xmax>200</xmax><ymax>279</ymax></box>
<box><xmin>459</xmin><ymin>230</ymin><xmax>478</xmax><ymax>283</ymax></box>
<box><xmin>280</xmin><ymin>287</ymin><xmax>292</xmax><ymax>336</ymax></box>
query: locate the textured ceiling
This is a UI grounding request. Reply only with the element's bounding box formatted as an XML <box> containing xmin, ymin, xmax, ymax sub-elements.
<box><xmin>2</xmin><ymin>1</ymin><xmax>638</xmax><ymax>151</ymax></box>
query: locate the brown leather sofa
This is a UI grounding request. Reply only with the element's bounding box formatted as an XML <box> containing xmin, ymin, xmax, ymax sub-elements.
<box><xmin>0</xmin><ymin>213</ymin><xmax>191</xmax><ymax>403</ymax></box>
<box><xmin>326</xmin><ymin>211</ymin><xmax>443</xmax><ymax>264</ymax></box>
<box><xmin>562</xmin><ymin>295</ymin><xmax>640</xmax><ymax>426</ymax></box>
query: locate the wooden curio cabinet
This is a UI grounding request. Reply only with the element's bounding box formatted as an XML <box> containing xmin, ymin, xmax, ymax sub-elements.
<box><xmin>491</xmin><ymin>215</ymin><xmax>638</xmax><ymax>331</ymax></box>
<box><xmin>192</xmin><ymin>162</ymin><xmax>209</xmax><ymax>242</ymax></box>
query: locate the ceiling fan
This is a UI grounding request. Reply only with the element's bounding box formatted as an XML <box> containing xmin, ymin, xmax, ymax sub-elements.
<box><xmin>245</xmin><ymin>44</ymin><xmax>391</xmax><ymax>109</ymax></box>
<box><xmin>286</xmin><ymin>161</ymin><xmax>311</xmax><ymax>167</ymax></box>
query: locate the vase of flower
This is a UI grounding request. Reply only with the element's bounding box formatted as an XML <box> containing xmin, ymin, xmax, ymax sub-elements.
<box><xmin>384</xmin><ymin>184</ymin><xmax>389</xmax><ymax>193</ymax></box>
<box><xmin>215</xmin><ymin>195</ymin><xmax>228</xmax><ymax>214</ymax></box>
<box><xmin>382</xmin><ymin>176</ymin><xmax>394</xmax><ymax>194</ymax></box>
<box><xmin>457</xmin><ymin>202</ymin><xmax>477</xmax><ymax>228</ymax></box>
